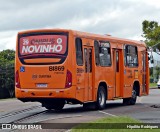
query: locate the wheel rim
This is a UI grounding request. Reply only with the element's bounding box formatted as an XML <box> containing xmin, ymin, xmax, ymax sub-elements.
<box><xmin>99</xmin><ymin>90</ymin><xmax>105</xmax><ymax>106</ymax></box>
<box><xmin>132</xmin><ymin>90</ymin><xmax>136</xmax><ymax>99</ymax></box>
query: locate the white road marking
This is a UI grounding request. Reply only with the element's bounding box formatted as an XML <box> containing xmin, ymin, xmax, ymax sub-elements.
<box><xmin>98</xmin><ymin>111</ymin><xmax>118</xmax><ymax>117</ymax></box>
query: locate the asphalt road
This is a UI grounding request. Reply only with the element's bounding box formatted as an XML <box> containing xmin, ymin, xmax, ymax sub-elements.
<box><xmin>128</xmin><ymin>88</ymin><xmax>160</xmax><ymax>123</ymax></box>
<box><xmin>0</xmin><ymin>88</ymin><xmax>160</xmax><ymax>131</ymax></box>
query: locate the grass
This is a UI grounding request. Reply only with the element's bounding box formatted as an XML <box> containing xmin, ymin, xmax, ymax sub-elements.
<box><xmin>71</xmin><ymin>116</ymin><xmax>159</xmax><ymax>132</ymax></box>
<box><xmin>150</xmin><ymin>83</ymin><xmax>157</xmax><ymax>88</ymax></box>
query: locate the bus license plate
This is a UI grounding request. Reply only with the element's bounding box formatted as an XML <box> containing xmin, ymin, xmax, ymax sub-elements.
<box><xmin>36</xmin><ymin>83</ymin><xmax>48</xmax><ymax>88</ymax></box>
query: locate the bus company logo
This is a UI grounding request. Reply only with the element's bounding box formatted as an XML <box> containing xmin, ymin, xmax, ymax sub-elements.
<box><xmin>2</xmin><ymin>124</ymin><xmax>11</xmax><ymax>129</ymax></box>
<box><xmin>23</xmin><ymin>39</ymin><xmax>29</xmax><ymax>45</ymax></box>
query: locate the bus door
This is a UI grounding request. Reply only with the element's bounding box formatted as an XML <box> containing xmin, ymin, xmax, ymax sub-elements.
<box><xmin>84</xmin><ymin>46</ymin><xmax>93</xmax><ymax>101</ymax></box>
<box><xmin>142</xmin><ymin>52</ymin><xmax>147</xmax><ymax>94</ymax></box>
<box><xmin>113</xmin><ymin>49</ymin><xmax>121</xmax><ymax>97</ymax></box>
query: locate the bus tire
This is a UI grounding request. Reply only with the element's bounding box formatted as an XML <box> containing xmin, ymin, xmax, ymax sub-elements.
<box><xmin>44</xmin><ymin>105</ymin><xmax>53</xmax><ymax>110</ymax></box>
<box><xmin>96</xmin><ymin>86</ymin><xmax>106</xmax><ymax>110</ymax></box>
<box><xmin>44</xmin><ymin>102</ymin><xmax>65</xmax><ymax>110</ymax></box>
<box><xmin>54</xmin><ymin>103</ymin><xmax>65</xmax><ymax>110</ymax></box>
<box><xmin>123</xmin><ymin>89</ymin><xmax>137</xmax><ymax>105</ymax></box>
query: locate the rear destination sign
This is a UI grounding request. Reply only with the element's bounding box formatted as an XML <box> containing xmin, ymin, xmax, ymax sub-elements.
<box><xmin>20</xmin><ymin>35</ymin><xmax>67</xmax><ymax>55</ymax></box>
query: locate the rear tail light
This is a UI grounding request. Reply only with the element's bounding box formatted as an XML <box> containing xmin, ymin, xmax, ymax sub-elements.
<box><xmin>65</xmin><ymin>70</ymin><xmax>72</xmax><ymax>88</ymax></box>
<box><xmin>15</xmin><ymin>70</ymin><xmax>21</xmax><ymax>88</ymax></box>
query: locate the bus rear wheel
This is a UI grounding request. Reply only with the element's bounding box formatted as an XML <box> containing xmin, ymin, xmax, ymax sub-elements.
<box><xmin>43</xmin><ymin>101</ymin><xmax>65</xmax><ymax>110</ymax></box>
<box><xmin>123</xmin><ymin>89</ymin><xmax>137</xmax><ymax>105</ymax></box>
<box><xmin>96</xmin><ymin>86</ymin><xmax>106</xmax><ymax>110</ymax></box>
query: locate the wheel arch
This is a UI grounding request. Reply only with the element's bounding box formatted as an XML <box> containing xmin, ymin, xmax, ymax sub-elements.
<box><xmin>97</xmin><ymin>81</ymin><xmax>108</xmax><ymax>99</ymax></box>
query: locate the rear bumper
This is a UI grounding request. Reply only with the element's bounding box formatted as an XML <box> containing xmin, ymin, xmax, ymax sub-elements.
<box><xmin>15</xmin><ymin>86</ymin><xmax>76</xmax><ymax>99</ymax></box>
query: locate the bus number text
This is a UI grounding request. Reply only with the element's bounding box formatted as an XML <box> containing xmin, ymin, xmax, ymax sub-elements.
<box><xmin>49</xmin><ymin>66</ymin><xmax>65</xmax><ymax>71</ymax></box>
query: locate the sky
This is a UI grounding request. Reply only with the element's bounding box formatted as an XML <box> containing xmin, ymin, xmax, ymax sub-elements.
<box><xmin>0</xmin><ymin>0</ymin><xmax>160</xmax><ymax>51</ymax></box>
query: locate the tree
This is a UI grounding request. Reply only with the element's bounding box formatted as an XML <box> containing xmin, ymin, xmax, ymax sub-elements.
<box><xmin>0</xmin><ymin>49</ymin><xmax>15</xmax><ymax>65</ymax></box>
<box><xmin>0</xmin><ymin>49</ymin><xmax>15</xmax><ymax>98</ymax></box>
<box><xmin>142</xmin><ymin>20</ymin><xmax>160</xmax><ymax>46</ymax></box>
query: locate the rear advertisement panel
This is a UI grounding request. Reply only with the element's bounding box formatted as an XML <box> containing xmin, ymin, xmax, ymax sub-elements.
<box><xmin>19</xmin><ymin>35</ymin><xmax>67</xmax><ymax>56</ymax></box>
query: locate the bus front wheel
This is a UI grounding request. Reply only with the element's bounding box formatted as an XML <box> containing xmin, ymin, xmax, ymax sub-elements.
<box><xmin>96</xmin><ymin>86</ymin><xmax>106</xmax><ymax>110</ymax></box>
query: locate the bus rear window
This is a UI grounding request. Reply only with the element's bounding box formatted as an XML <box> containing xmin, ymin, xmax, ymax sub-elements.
<box><xmin>20</xmin><ymin>35</ymin><xmax>67</xmax><ymax>55</ymax></box>
<box><xmin>18</xmin><ymin>32</ymin><xmax>68</xmax><ymax>65</ymax></box>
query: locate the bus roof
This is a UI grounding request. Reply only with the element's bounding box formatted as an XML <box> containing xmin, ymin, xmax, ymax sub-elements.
<box><xmin>71</xmin><ymin>30</ymin><xmax>146</xmax><ymax>47</ymax></box>
<box><xmin>18</xmin><ymin>28</ymin><xmax>146</xmax><ymax>47</ymax></box>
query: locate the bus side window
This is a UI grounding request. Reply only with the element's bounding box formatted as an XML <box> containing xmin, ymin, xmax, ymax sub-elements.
<box><xmin>94</xmin><ymin>40</ymin><xmax>100</xmax><ymax>66</ymax></box>
<box><xmin>124</xmin><ymin>45</ymin><xmax>138</xmax><ymax>67</ymax></box>
<box><xmin>99</xmin><ymin>41</ymin><xmax>111</xmax><ymax>67</ymax></box>
<box><xmin>75</xmin><ymin>38</ymin><xmax>83</xmax><ymax>65</ymax></box>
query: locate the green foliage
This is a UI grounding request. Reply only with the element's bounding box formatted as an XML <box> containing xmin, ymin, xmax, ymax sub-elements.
<box><xmin>142</xmin><ymin>20</ymin><xmax>160</xmax><ymax>46</ymax></box>
<box><xmin>149</xmin><ymin>83</ymin><xmax>157</xmax><ymax>88</ymax></box>
<box><xmin>150</xmin><ymin>67</ymin><xmax>153</xmax><ymax>77</ymax></box>
<box><xmin>0</xmin><ymin>49</ymin><xmax>15</xmax><ymax>98</ymax></box>
<box><xmin>0</xmin><ymin>49</ymin><xmax>15</xmax><ymax>65</ymax></box>
<box><xmin>154</xmin><ymin>66</ymin><xmax>160</xmax><ymax>80</ymax></box>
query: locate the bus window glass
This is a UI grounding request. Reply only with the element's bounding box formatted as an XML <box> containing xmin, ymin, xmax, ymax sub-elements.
<box><xmin>19</xmin><ymin>35</ymin><xmax>67</xmax><ymax>56</ymax></box>
<box><xmin>75</xmin><ymin>38</ymin><xmax>83</xmax><ymax>65</ymax></box>
<box><xmin>99</xmin><ymin>41</ymin><xmax>111</xmax><ymax>67</ymax></box>
<box><xmin>94</xmin><ymin>40</ymin><xmax>100</xmax><ymax>66</ymax></box>
<box><xmin>18</xmin><ymin>33</ymin><xmax>68</xmax><ymax>65</ymax></box>
<box><xmin>125</xmin><ymin>45</ymin><xmax>138</xmax><ymax>67</ymax></box>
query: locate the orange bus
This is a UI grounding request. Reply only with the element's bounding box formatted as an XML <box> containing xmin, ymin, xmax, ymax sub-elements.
<box><xmin>15</xmin><ymin>29</ymin><xmax>149</xmax><ymax>110</ymax></box>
